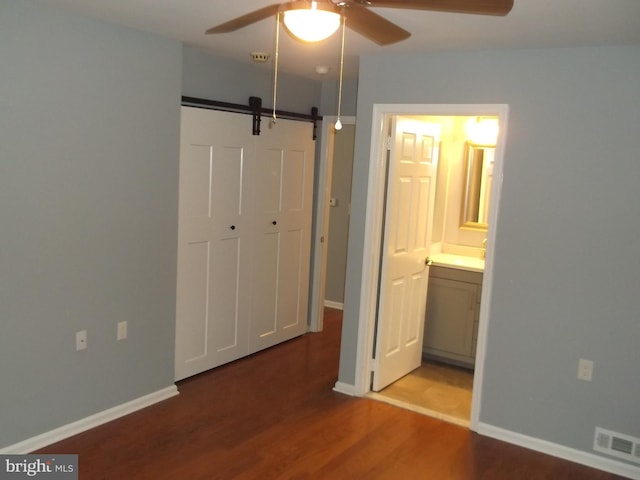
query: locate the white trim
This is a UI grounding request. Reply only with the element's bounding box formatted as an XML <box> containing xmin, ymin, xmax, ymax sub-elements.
<box><xmin>309</xmin><ymin>116</ymin><xmax>356</xmax><ymax>333</ymax></box>
<box><xmin>0</xmin><ymin>385</ymin><xmax>179</xmax><ymax>454</ymax></box>
<box><xmin>353</xmin><ymin>105</ymin><xmax>389</xmax><ymax>397</ymax></box>
<box><xmin>468</xmin><ymin>106</ymin><xmax>509</xmax><ymax>428</ymax></box>
<box><xmin>478</xmin><ymin>423</ymin><xmax>640</xmax><ymax>480</ymax></box>
<box><xmin>323</xmin><ymin>300</ymin><xmax>344</xmax><ymax>310</ymax></box>
<box><xmin>333</xmin><ymin>381</ymin><xmax>357</xmax><ymax>396</ymax></box>
<box><xmin>353</xmin><ymin>104</ymin><xmax>510</xmax><ymax>431</ymax></box>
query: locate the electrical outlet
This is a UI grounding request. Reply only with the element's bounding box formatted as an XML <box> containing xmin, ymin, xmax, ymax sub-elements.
<box><xmin>117</xmin><ymin>321</ymin><xmax>127</xmax><ymax>341</ymax></box>
<box><xmin>76</xmin><ymin>330</ymin><xmax>87</xmax><ymax>351</ymax></box>
<box><xmin>577</xmin><ymin>358</ymin><xmax>594</xmax><ymax>381</ymax></box>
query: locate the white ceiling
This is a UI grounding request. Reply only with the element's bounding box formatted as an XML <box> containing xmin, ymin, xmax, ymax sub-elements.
<box><xmin>45</xmin><ymin>0</ymin><xmax>640</xmax><ymax>79</ymax></box>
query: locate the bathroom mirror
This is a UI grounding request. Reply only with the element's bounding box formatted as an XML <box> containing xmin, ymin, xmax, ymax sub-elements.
<box><xmin>461</xmin><ymin>142</ymin><xmax>495</xmax><ymax>230</ymax></box>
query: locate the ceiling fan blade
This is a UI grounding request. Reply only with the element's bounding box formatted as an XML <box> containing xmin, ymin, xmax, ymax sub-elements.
<box><xmin>364</xmin><ymin>0</ymin><xmax>513</xmax><ymax>16</ymax></box>
<box><xmin>343</xmin><ymin>7</ymin><xmax>411</xmax><ymax>45</ymax></box>
<box><xmin>205</xmin><ymin>4</ymin><xmax>283</xmax><ymax>34</ymax></box>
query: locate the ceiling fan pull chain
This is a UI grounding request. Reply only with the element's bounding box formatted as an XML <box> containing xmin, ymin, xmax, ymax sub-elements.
<box><xmin>271</xmin><ymin>11</ymin><xmax>281</xmax><ymax>125</ymax></box>
<box><xmin>335</xmin><ymin>14</ymin><xmax>346</xmax><ymax>131</ymax></box>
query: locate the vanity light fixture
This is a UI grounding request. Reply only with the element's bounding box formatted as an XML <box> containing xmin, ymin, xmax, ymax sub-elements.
<box><xmin>466</xmin><ymin>117</ymin><xmax>499</xmax><ymax>146</ymax></box>
<box><xmin>283</xmin><ymin>2</ymin><xmax>341</xmax><ymax>43</ymax></box>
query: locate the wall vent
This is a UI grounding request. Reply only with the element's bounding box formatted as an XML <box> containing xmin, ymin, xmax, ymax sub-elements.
<box><xmin>594</xmin><ymin>427</ymin><xmax>640</xmax><ymax>464</ymax></box>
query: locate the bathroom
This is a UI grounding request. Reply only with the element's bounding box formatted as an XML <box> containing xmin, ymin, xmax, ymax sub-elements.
<box><xmin>372</xmin><ymin>114</ymin><xmax>500</xmax><ymax>426</ymax></box>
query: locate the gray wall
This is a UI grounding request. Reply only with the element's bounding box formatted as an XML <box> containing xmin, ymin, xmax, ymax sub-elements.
<box><xmin>325</xmin><ymin>125</ymin><xmax>355</xmax><ymax>305</ymax></box>
<box><xmin>0</xmin><ymin>1</ymin><xmax>182</xmax><ymax>448</ymax></box>
<box><xmin>316</xmin><ymin>78</ymin><xmax>358</xmax><ymax>307</ymax></box>
<box><xmin>183</xmin><ymin>47</ymin><xmax>323</xmax><ymax>115</ymax></box>
<box><xmin>319</xmin><ymin>77</ymin><xmax>358</xmax><ymax>117</ymax></box>
<box><xmin>339</xmin><ymin>46</ymin><xmax>640</xmax><ymax>462</ymax></box>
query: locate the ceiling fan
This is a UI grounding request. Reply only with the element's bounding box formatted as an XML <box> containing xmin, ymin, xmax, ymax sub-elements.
<box><xmin>206</xmin><ymin>0</ymin><xmax>514</xmax><ymax>46</ymax></box>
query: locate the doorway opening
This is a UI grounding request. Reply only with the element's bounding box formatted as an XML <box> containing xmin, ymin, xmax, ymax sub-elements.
<box><xmin>352</xmin><ymin>104</ymin><xmax>509</xmax><ymax>431</ymax></box>
<box><xmin>309</xmin><ymin>116</ymin><xmax>356</xmax><ymax>332</ymax></box>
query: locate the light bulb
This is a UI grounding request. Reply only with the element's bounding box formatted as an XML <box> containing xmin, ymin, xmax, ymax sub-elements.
<box><xmin>466</xmin><ymin>117</ymin><xmax>499</xmax><ymax>146</ymax></box>
<box><xmin>335</xmin><ymin>118</ymin><xmax>342</xmax><ymax>131</ymax></box>
<box><xmin>283</xmin><ymin>2</ymin><xmax>341</xmax><ymax>43</ymax></box>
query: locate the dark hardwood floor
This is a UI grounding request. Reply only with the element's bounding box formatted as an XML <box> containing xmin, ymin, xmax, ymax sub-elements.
<box><xmin>38</xmin><ymin>308</ymin><xmax>625</xmax><ymax>479</ymax></box>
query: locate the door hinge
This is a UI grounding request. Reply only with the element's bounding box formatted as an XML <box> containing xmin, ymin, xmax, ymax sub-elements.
<box><xmin>386</xmin><ymin>135</ymin><xmax>392</xmax><ymax>151</ymax></box>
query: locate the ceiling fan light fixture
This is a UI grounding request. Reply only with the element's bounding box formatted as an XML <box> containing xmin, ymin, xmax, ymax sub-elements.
<box><xmin>283</xmin><ymin>2</ymin><xmax>341</xmax><ymax>43</ymax></box>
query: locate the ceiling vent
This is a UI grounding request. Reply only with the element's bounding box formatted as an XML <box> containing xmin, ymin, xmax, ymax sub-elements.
<box><xmin>250</xmin><ymin>52</ymin><xmax>270</xmax><ymax>63</ymax></box>
<box><xmin>594</xmin><ymin>427</ymin><xmax>640</xmax><ymax>465</ymax></box>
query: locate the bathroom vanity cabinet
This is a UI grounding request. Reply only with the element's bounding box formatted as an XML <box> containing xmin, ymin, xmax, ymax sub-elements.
<box><xmin>423</xmin><ymin>265</ymin><xmax>483</xmax><ymax>368</ymax></box>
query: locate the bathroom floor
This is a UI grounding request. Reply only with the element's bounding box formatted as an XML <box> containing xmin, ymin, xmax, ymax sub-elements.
<box><xmin>370</xmin><ymin>360</ymin><xmax>474</xmax><ymax>426</ymax></box>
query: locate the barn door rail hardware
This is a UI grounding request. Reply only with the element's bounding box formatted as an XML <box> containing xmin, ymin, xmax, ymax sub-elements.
<box><xmin>181</xmin><ymin>96</ymin><xmax>321</xmax><ymax>140</ymax></box>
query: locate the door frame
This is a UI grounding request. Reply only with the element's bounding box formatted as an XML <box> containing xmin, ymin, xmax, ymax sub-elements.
<box><xmin>309</xmin><ymin>115</ymin><xmax>356</xmax><ymax>332</ymax></box>
<box><xmin>352</xmin><ymin>104</ymin><xmax>509</xmax><ymax>431</ymax></box>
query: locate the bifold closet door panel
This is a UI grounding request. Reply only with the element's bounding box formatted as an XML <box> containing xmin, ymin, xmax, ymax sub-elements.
<box><xmin>249</xmin><ymin>119</ymin><xmax>315</xmax><ymax>353</ymax></box>
<box><xmin>175</xmin><ymin>107</ymin><xmax>253</xmax><ymax>380</ymax></box>
<box><xmin>176</xmin><ymin>107</ymin><xmax>315</xmax><ymax>378</ymax></box>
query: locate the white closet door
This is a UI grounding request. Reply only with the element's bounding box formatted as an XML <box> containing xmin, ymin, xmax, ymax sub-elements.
<box><xmin>175</xmin><ymin>107</ymin><xmax>253</xmax><ymax>381</ymax></box>
<box><xmin>249</xmin><ymin>119</ymin><xmax>315</xmax><ymax>353</ymax></box>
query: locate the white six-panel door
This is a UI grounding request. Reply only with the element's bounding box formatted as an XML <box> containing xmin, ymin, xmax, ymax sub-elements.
<box><xmin>175</xmin><ymin>108</ymin><xmax>254</xmax><ymax>380</ymax></box>
<box><xmin>372</xmin><ymin>116</ymin><xmax>440</xmax><ymax>391</ymax></box>
<box><xmin>175</xmin><ymin>107</ymin><xmax>314</xmax><ymax>380</ymax></box>
<box><xmin>250</xmin><ymin>121</ymin><xmax>314</xmax><ymax>353</ymax></box>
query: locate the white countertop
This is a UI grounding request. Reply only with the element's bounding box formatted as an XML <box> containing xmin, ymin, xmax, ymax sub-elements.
<box><xmin>429</xmin><ymin>253</ymin><xmax>485</xmax><ymax>272</ymax></box>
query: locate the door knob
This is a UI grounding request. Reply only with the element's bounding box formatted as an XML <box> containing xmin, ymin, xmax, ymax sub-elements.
<box><xmin>425</xmin><ymin>257</ymin><xmax>432</xmax><ymax>266</ymax></box>
<box><xmin>272</xmin><ymin>220</ymin><xmax>277</xmax><ymax>226</ymax></box>
<box><xmin>230</xmin><ymin>225</ymin><xmax>236</xmax><ymax>230</ymax></box>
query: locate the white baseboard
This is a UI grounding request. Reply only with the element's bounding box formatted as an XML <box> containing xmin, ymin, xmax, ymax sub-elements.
<box><xmin>478</xmin><ymin>422</ymin><xmax>640</xmax><ymax>480</ymax></box>
<box><xmin>324</xmin><ymin>300</ymin><xmax>344</xmax><ymax>310</ymax></box>
<box><xmin>333</xmin><ymin>381</ymin><xmax>356</xmax><ymax>396</ymax></box>
<box><xmin>1</xmin><ymin>385</ymin><xmax>179</xmax><ymax>454</ymax></box>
